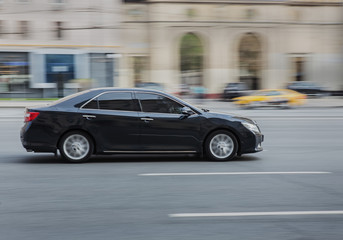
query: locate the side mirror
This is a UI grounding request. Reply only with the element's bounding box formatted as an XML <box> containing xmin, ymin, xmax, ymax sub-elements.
<box><xmin>181</xmin><ymin>106</ymin><xmax>194</xmax><ymax>116</ymax></box>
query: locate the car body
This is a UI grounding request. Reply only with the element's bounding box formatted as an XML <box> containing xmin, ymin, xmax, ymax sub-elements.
<box><xmin>21</xmin><ymin>88</ymin><xmax>263</xmax><ymax>162</ymax></box>
<box><xmin>286</xmin><ymin>81</ymin><xmax>328</xmax><ymax>97</ymax></box>
<box><xmin>233</xmin><ymin>89</ymin><xmax>306</xmax><ymax>109</ymax></box>
<box><xmin>222</xmin><ymin>82</ymin><xmax>249</xmax><ymax>100</ymax></box>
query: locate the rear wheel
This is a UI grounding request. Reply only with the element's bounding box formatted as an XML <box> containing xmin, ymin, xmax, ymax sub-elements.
<box><xmin>205</xmin><ymin>130</ymin><xmax>238</xmax><ymax>161</ymax></box>
<box><xmin>59</xmin><ymin>131</ymin><xmax>93</xmax><ymax>163</ymax></box>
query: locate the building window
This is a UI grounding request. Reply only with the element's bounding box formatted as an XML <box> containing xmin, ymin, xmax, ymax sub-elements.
<box><xmin>179</xmin><ymin>33</ymin><xmax>204</xmax><ymax>86</ymax></box>
<box><xmin>45</xmin><ymin>54</ymin><xmax>74</xmax><ymax>84</ymax></box>
<box><xmin>131</xmin><ymin>56</ymin><xmax>147</xmax><ymax>85</ymax></box>
<box><xmin>18</xmin><ymin>21</ymin><xmax>29</xmax><ymax>39</ymax></box>
<box><xmin>238</xmin><ymin>33</ymin><xmax>262</xmax><ymax>90</ymax></box>
<box><xmin>0</xmin><ymin>52</ymin><xmax>30</xmax><ymax>92</ymax></box>
<box><xmin>0</xmin><ymin>20</ymin><xmax>3</xmax><ymax>38</ymax></box>
<box><xmin>90</xmin><ymin>53</ymin><xmax>115</xmax><ymax>88</ymax></box>
<box><xmin>123</xmin><ymin>0</ymin><xmax>146</xmax><ymax>2</ymax></box>
<box><xmin>17</xmin><ymin>0</ymin><xmax>30</xmax><ymax>3</ymax></box>
<box><xmin>293</xmin><ymin>57</ymin><xmax>305</xmax><ymax>82</ymax></box>
<box><xmin>186</xmin><ymin>8</ymin><xmax>196</xmax><ymax>19</ymax></box>
<box><xmin>246</xmin><ymin>9</ymin><xmax>256</xmax><ymax>20</ymax></box>
<box><xmin>55</xmin><ymin>21</ymin><xmax>63</xmax><ymax>40</ymax></box>
<box><xmin>50</xmin><ymin>0</ymin><xmax>65</xmax><ymax>11</ymax></box>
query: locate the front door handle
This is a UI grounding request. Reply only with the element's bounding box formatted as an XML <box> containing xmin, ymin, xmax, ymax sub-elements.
<box><xmin>141</xmin><ymin>117</ymin><xmax>154</xmax><ymax>123</ymax></box>
<box><xmin>83</xmin><ymin>115</ymin><xmax>96</xmax><ymax>120</ymax></box>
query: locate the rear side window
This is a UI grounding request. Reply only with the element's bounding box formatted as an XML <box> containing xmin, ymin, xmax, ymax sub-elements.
<box><xmin>83</xmin><ymin>92</ymin><xmax>139</xmax><ymax>111</ymax></box>
<box><xmin>137</xmin><ymin>93</ymin><xmax>184</xmax><ymax>114</ymax></box>
<box><xmin>82</xmin><ymin>99</ymin><xmax>98</xmax><ymax>109</ymax></box>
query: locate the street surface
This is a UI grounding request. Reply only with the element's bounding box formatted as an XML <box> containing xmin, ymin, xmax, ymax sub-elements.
<box><xmin>1</xmin><ymin>104</ymin><xmax>343</xmax><ymax>240</ymax></box>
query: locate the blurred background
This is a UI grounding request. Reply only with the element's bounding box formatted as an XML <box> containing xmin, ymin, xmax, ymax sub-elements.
<box><xmin>0</xmin><ymin>0</ymin><xmax>342</xmax><ymax>99</ymax></box>
<box><xmin>1</xmin><ymin>2</ymin><xmax>343</xmax><ymax>239</ymax></box>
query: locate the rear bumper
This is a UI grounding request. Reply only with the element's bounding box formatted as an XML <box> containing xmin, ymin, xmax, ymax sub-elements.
<box><xmin>21</xmin><ymin>140</ymin><xmax>57</xmax><ymax>153</ymax></box>
<box><xmin>20</xmin><ymin>124</ymin><xmax>57</xmax><ymax>153</ymax></box>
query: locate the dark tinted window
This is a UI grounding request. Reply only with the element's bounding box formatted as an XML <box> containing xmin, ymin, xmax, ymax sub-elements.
<box><xmin>83</xmin><ymin>99</ymin><xmax>98</xmax><ymax>109</ymax></box>
<box><xmin>97</xmin><ymin>92</ymin><xmax>138</xmax><ymax>111</ymax></box>
<box><xmin>137</xmin><ymin>93</ymin><xmax>183</xmax><ymax>114</ymax></box>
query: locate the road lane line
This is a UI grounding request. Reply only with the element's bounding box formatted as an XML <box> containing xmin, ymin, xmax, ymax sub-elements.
<box><xmin>169</xmin><ymin>210</ymin><xmax>343</xmax><ymax>218</ymax></box>
<box><xmin>139</xmin><ymin>171</ymin><xmax>331</xmax><ymax>176</ymax></box>
<box><xmin>253</xmin><ymin>117</ymin><xmax>343</xmax><ymax>120</ymax></box>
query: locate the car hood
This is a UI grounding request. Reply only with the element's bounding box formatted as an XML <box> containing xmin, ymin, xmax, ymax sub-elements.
<box><xmin>203</xmin><ymin>111</ymin><xmax>256</xmax><ymax>124</ymax></box>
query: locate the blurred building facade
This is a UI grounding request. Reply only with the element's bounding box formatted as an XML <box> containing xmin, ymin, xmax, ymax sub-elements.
<box><xmin>121</xmin><ymin>0</ymin><xmax>343</xmax><ymax>96</ymax></box>
<box><xmin>0</xmin><ymin>0</ymin><xmax>342</xmax><ymax>97</ymax></box>
<box><xmin>0</xmin><ymin>0</ymin><xmax>121</xmax><ymax>98</ymax></box>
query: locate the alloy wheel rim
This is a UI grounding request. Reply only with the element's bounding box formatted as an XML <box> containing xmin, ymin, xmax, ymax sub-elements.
<box><xmin>63</xmin><ymin>134</ymin><xmax>89</xmax><ymax>160</ymax></box>
<box><xmin>209</xmin><ymin>134</ymin><xmax>234</xmax><ymax>159</ymax></box>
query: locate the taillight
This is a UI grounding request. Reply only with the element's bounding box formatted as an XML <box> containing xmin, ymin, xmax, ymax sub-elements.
<box><xmin>24</xmin><ymin>111</ymin><xmax>40</xmax><ymax>122</ymax></box>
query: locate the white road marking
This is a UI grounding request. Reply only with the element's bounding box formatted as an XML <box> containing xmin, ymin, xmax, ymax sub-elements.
<box><xmin>169</xmin><ymin>210</ymin><xmax>343</xmax><ymax>218</ymax></box>
<box><xmin>139</xmin><ymin>171</ymin><xmax>331</xmax><ymax>176</ymax></box>
<box><xmin>254</xmin><ymin>117</ymin><xmax>343</xmax><ymax>120</ymax></box>
<box><xmin>0</xmin><ymin>118</ymin><xmax>22</xmax><ymax>122</ymax></box>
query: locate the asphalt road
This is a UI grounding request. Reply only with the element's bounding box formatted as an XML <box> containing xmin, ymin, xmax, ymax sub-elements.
<box><xmin>1</xmin><ymin>106</ymin><xmax>343</xmax><ymax>240</ymax></box>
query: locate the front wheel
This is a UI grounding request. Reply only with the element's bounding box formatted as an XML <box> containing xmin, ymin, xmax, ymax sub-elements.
<box><xmin>205</xmin><ymin>130</ymin><xmax>238</xmax><ymax>161</ymax></box>
<box><xmin>59</xmin><ymin>131</ymin><xmax>93</xmax><ymax>163</ymax></box>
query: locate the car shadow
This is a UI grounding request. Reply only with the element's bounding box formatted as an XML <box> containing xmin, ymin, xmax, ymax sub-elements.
<box><xmin>19</xmin><ymin>154</ymin><xmax>261</xmax><ymax>164</ymax></box>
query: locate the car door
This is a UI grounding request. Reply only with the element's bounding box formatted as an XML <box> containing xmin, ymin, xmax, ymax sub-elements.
<box><xmin>80</xmin><ymin>91</ymin><xmax>141</xmax><ymax>152</ymax></box>
<box><xmin>135</xmin><ymin>92</ymin><xmax>201</xmax><ymax>152</ymax></box>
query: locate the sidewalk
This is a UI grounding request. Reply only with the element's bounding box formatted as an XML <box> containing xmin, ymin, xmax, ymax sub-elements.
<box><xmin>0</xmin><ymin>97</ymin><xmax>343</xmax><ymax>109</ymax></box>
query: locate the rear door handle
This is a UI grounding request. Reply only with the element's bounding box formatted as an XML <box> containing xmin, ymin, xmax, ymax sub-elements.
<box><xmin>141</xmin><ymin>117</ymin><xmax>154</xmax><ymax>123</ymax></box>
<box><xmin>83</xmin><ymin>115</ymin><xmax>96</xmax><ymax>120</ymax></box>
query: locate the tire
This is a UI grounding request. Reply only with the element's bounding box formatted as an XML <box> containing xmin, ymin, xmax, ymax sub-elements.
<box><xmin>59</xmin><ymin>131</ymin><xmax>93</xmax><ymax>163</ymax></box>
<box><xmin>205</xmin><ymin>130</ymin><xmax>238</xmax><ymax>161</ymax></box>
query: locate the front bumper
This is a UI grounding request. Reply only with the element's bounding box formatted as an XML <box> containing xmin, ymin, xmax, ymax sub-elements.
<box><xmin>239</xmin><ymin>131</ymin><xmax>264</xmax><ymax>154</ymax></box>
<box><xmin>254</xmin><ymin>134</ymin><xmax>264</xmax><ymax>152</ymax></box>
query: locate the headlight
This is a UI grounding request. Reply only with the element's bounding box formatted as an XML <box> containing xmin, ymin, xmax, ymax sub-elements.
<box><xmin>242</xmin><ymin>122</ymin><xmax>260</xmax><ymax>133</ymax></box>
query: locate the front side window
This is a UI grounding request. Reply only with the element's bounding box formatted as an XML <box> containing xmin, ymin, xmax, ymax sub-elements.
<box><xmin>137</xmin><ymin>93</ymin><xmax>183</xmax><ymax>114</ymax></box>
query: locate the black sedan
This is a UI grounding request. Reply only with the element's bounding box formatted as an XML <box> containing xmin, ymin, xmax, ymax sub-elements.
<box><xmin>286</xmin><ymin>81</ymin><xmax>328</xmax><ymax>97</ymax></box>
<box><xmin>21</xmin><ymin>88</ymin><xmax>263</xmax><ymax>162</ymax></box>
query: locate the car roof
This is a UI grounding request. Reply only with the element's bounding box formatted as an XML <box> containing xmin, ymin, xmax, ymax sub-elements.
<box><xmin>89</xmin><ymin>87</ymin><xmax>165</xmax><ymax>94</ymax></box>
<box><xmin>50</xmin><ymin>87</ymin><xmax>202</xmax><ymax>113</ymax></box>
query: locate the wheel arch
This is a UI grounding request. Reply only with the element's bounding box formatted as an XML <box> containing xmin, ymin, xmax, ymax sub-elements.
<box><xmin>57</xmin><ymin>129</ymin><xmax>97</xmax><ymax>154</ymax></box>
<box><xmin>202</xmin><ymin>127</ymin><xmax>241</xmax><ymax>156</ymax></box>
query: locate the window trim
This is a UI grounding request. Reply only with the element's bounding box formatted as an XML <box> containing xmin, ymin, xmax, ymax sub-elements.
<box><xmin>80</xmin><ymin>91</ymin><xmax>139</xmax><ymax>112</ymax></box>
<box><xmin>80</xmin><ymin>90</ymin><xmax>199</xmax><ymax>115</ymax></box>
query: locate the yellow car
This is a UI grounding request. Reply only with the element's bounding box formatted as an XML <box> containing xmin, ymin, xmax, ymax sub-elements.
<box><xmin>233</xmin><ymin>89</ymin><xmax>306</xmax><ymax>109</ymax></box>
